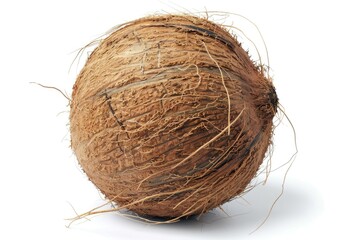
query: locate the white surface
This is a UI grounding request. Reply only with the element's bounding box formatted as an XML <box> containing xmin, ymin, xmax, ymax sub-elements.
<box><xmin>1</xmin><ymin>0</ymin><xmax>359</xmax><ymax>239</ymax></box>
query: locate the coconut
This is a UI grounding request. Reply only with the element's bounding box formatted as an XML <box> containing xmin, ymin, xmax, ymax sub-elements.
<box><xmin>70</xmin><ymin>14</ymin><xmax>278</xmax><ymax>220</ymax></box>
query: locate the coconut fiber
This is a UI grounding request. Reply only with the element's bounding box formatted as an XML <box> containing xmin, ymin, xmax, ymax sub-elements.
<box><xmin>70</xmin><ymin>14</ymin><xmax>278</xmax><ymax>219</ymax></box>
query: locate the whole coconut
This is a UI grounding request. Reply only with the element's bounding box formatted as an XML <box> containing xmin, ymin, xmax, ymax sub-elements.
<box><xmin>70</xmin><ymin>14</ymin><xmax>278</xmax><ymax>219</ymax></box>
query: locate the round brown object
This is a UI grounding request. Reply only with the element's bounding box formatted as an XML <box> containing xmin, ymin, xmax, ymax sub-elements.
<box><xmin>70</xmin><ymin>15</ymin><xmax>278</xmax><ymax>219</ymax></box>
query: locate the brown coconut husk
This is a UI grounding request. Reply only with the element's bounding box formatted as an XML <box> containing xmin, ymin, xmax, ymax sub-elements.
<box><xmin>70</xmin><ymin>14</ymin><xmax>278</xmax><ymax>220</ymax></box>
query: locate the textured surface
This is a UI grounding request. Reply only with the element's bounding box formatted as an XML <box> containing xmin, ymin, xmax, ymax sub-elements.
<box><xmin>70</xmin><ymin>15</ymin><xmax>277</xmax><ymax>219</ymax></box>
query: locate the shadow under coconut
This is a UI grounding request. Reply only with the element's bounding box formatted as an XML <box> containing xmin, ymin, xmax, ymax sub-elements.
<box><xmin>70</xmin><ymin>180</ymin><xmax>322</xmax><ymax>239</ymax></box>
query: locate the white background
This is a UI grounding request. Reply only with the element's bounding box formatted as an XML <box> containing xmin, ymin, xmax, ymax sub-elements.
<box><xmin>1</xmin><ymin>0</ymin><xmax>359</xmax><ymax>239</ymax></box>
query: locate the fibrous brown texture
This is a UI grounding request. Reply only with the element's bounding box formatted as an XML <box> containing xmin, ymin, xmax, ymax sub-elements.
<box><xmin>70</xmin><ymin>14</ymin><xmax>278</xmax><ymax>219</ymax></box>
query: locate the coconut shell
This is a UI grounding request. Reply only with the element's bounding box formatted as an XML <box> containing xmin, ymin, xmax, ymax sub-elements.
<box><xmin>70</xmin><ymin>15</ymin><xmax>278</xmax><ymax>219</ymax></box>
